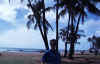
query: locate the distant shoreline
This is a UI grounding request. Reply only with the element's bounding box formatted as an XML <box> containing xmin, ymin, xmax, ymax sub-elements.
<box><xmin>0</xmin><ymin>47</ymin><xmax>89</xmax><ymax>53</ymax></box>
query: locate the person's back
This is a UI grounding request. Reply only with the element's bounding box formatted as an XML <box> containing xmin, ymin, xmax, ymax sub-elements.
<box><xmin>42</xmin><ymin>50</ymin><xmax>61</xmax><ymax>64</ymax></box>
<box><xmin>42</xmin><ymin>39</ymin><xmax>61</xmax><ymax>64</ymax></box>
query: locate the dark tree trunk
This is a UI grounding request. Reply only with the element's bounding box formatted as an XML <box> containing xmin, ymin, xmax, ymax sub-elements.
<box><xmin>64</xmin><ymin>42</ymin><xmax>67</xmax><ymax>57</ymax></box>
<box><xmin>68</xmin><ymin>40</ymin><xmax>75</xmax><ymax>59</ymax></box>
<box><xmin>68</xmin><ymin>16</ymin><xmax>75</xmax><ymax>59</ymax></box>
<box><xmin>68</xmin><ymin>14</ymin><xmax>81</xmax><ymax>59</ymax></box>
<box><xmin>42</xmin><ymin>0</ymin><xmax>49</xmax><ymax>50</ymax></box>
<box><xmin>56</xmin><ymin>0</ymin><xmax>59</xmax><ymax>52</ymax></box>
<box><xmin>38</xmin><ymin>22</ymin><xmax>49</xmax><ymax>50</ymax></box>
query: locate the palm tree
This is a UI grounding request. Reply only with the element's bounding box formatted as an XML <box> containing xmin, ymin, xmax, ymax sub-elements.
<box><xmin>27</xmin><ymin>0</ymin><xmax>52</xmax><ymax>50</ymax></box>
<box><xmin>59</xmin><ymin>26</ymin><xmax>85</xmax><ymax>57</ymax></box>
<box><xmin>57</xmin><ymin>0</ymin><xmax>86</xmax><ymax>59</ymax></box>
<box><xmin>58</xmin><ymin>0</ymin><xmax>100</xmax><ymax>59</ymax></box>
<box><xmin>88</xmin><ymin>35</ymin><xmax>100</xmax><ymax>55</ymax></box>
<box><xmin>88</xmin><ymin>35</ymin><xmax>96</xmax><ymax>49</ymax></box>
<box><xmin>59</xmin><ymin>27</ymin><xmax>70</xmax><ymax>57</ymax></box>
<box><xmin>9</xmin><ymin>0</ymin><xmax>53</xmax><ymax>50</ymax></box>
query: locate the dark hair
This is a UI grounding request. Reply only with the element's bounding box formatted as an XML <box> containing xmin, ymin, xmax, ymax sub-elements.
<box><xmin>50</xmin><ymin>39</ymin><xmax>57</xmax><ymax>46</ymax></box>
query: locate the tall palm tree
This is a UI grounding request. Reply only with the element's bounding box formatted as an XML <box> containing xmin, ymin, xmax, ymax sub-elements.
<box><xmin>27</xmin><ymin>0</ymin><xmax>52</xmax><ymax>50</ymax></box>
<box><xmin>9</xmin><ymin>0</ymin><xmax>53</xmax><ymax>50</ymax></box>
<box><xmin>57</xmin><ymin>0</ymin><xmax>86</xmax><ymax>59</ymax></box>
<box><xmin>59</xmin><ymin>26</ymin><xmax>85</xmax><ymax>57</ymax></box>
<box><xmin>58</xmin><ymin>0</ymin><xmax>100</xmax><ymax>59</ymax></box>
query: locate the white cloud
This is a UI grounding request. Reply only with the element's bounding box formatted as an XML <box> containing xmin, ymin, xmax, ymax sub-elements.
<box><xmin>59</xmin><ymin>14</ymin><xmax>68</xmax><ymax>23</ymax></box>
<box><xmin>79</xmin><ymin>19</ymin><xmax>100</xmax><ymax>36</ymax></box>
<box><xmin>95</xmin><ymin>31</ymin><xmax>100</xmax><ymax>37</ymax></box>
<box><xmin>45</xmin><ymin>10</ymin><xmax>56</xmax><ymax>23</ymax></box>
<box><xmin>0</xmin><ymin>4</ymin><xmax>16</xmax><ymax>23</ymax></box>
<box><xmin>97</xmin><ymin>3</ymin><xmax>100</xmax><ymax>9</ymax></box>
<box><xmin>0</xmin><ymin>0</ymin><xmax>28</xmax><ymax>25</ymax></box>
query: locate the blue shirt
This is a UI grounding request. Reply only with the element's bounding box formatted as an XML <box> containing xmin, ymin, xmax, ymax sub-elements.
<box><xmin>42</xmin><ymin>50</ymin><xmax>61</xmax><ymax>64</ymax></box>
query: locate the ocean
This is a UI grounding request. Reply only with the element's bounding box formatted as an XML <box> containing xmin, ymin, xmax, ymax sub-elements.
<box><xmin>0</xmin><ymin>47</ymin><xmax>90</xmax><ymax>54</ymax></box>
<box><xmin>0</xmin><ymin>47</ymin><xmax>46</xmax><ymax>52</ymax></box>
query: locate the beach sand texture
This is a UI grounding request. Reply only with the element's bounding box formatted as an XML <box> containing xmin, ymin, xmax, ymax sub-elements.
<box><xmin>0</xmin><ymin>52</ymin><xmax>100</xmax><ymax>64</ymax></box>
<box><xmin>0</xmin><ymin>52</ymin><xmax>42</xmax><ymax>64</ymax></box>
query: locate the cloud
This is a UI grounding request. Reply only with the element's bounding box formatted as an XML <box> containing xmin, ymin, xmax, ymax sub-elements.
<box><xmin>0</xmin><ymin>0</ymin><xmax>28</xmax><ymax>25</ymax></box>
<box><xmin>95</xmin><ymin>31</ymin><xmax>100</xmax><ymax>37</ymax></box>
<box><xmin>97</xmin><ymin>3</ymin><xmax>100</xmax><ymax>9</ymax></box>
<box><xmin>0</xmin><ymin>3</ymin><xmax>16</xmax><ymax>24</ymax></box>
<box><xmin>80</xmin><ymin>19</ymin><xmax>100</xmax><ymax>36</ymax></box>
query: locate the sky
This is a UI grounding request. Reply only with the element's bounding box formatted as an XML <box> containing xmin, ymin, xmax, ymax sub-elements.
<box><xmin>0</xmin><ymin>0</ymin><xmax>100</xmax><ymax>50</ymax></box>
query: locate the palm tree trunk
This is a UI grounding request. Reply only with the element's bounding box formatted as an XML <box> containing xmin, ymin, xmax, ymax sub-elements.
<box><xmin>64</xmin><ymin>42</ymin><xmax>67</xmax><ymax>57</ymax></box>
<box><xmin>28</xmin><ymin>0</ymin><xmax>49</xmax><ymax>50</ymax></box>
<box><xmin>69</xmin><ymin>14</ymin><xmax>81</xmax><ymax>59</ymax></box>
<box><xmin>42</xmin><ymin>0</ymin><xmax>49</xmax><ymax>50</ymax></box>
<box><xmin>56</xmin><ymin>0</ymin><xmax>59</xmax><ymax>52</ymax></box>
<box><xmin>69</xmin><ymin>40</ymin><xmax>75</xmax><ymax>59</ymax></box>
<box><xmin>38</xmin><ymin>22</ymin><xmax>49</xmax><ymax>50</ymax></box>
<box><xmin>65</xmin><ymin>14</ymin><xmax>70</xmax><ymax>57</ymax></box>
<box><xmin>75</xmin><ymin>14</ymin><xmax>81</xmax><ymax>33</ymax></box>
<box><xmin>69</xmin><ymin>16</ymin><xmax>75</xmax><ymax>59</ymax></box>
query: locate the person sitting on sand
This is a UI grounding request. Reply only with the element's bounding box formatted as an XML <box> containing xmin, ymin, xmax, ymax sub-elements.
<box><xmin>42</xmin><ymin>39</ymin><xmax>61</xmax><ymax>64</ymax></box>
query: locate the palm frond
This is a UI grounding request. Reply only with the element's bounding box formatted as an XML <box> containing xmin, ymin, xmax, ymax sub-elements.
<box><xmin>45</xmin><ymin>7</ymin><xmax>54</xmax><ymax>12</ymax></box>
<box><xmin>45</xmin><ymin>19</ymin><xmax>53</xmax><ymax>31</ymax></box>
<box><xmin>87</xmin><ymin>2</ymin><xmax>100</xmax><ymax>16</ymax></box>
<box><xmin>20</xmin><ymin>0</ymin><xmax>24</xmax><ymax>3</ymax></box>
<box><xmin>27</xmin><ymin>20</ymin><xmax>32</xmax><ymax>29</ymax></box>
<box><xmin>34</xmin><ymin>22</ymin><xmax>38</xmax><ymax>30</ymax></box>
<box><xmin>58</xmin><ymin>8</ymin><xmax>67</xmax><ymax>18</ymax></box>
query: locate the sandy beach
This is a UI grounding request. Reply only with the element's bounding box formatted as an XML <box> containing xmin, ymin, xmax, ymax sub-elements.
<box><xmin>0</xmin><ymin>52</ymin><xmax>43</xmax><ymax>64</ymax></box>
<box><xmin>0</xmin><ymin>52</ymin><xmax>100</xmax><ymax>64</ymax></box>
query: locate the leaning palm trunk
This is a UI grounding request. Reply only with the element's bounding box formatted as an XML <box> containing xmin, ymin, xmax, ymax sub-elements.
<box><xmin>28</xmin><ymin>0</ymin><xmax>49</xmax><ymax>50</ymax></box>
<box><xmin>42</xmin><ymin>0</ymin><xmax>49</xmax><ymax>50</ymax></box>
<box><xmin>38</xmin><ymin>21</ymin><xmax>49</xmax><ymax>50</ymax></box>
